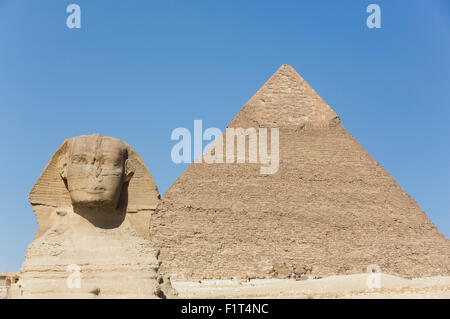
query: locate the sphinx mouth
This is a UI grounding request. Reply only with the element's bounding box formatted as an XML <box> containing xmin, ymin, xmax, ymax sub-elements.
<box><xmin>85</xmin><ymin>189</ymin><xmax>106</xmax><ymax>194</ymax></box>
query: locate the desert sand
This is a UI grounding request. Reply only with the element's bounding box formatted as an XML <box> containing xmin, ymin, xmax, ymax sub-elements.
<box><xmin>173</xmin><ymin>274</ymin><xmax>450</xmax><ymax>299</ymax></box>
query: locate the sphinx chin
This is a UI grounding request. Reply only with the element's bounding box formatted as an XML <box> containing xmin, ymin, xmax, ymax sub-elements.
<box><xmin>69</xmin><ymin>190</ymin><xmax>119</xmax><ymax>208</ymax></box>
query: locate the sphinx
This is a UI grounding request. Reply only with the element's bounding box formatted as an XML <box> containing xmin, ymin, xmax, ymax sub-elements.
<box><xmin>14</xmin><ymin>134</ymin><xmax>176</xmax><ymax>298</ymax></box>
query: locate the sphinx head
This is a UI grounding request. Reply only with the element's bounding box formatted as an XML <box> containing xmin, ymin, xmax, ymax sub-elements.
<box><xmin>29</xmin><ymin>134</ymin><xmax>160</xmax><ymax>235</ymax></box>
<box><xmin>58</xmin><ymin>134</ymin><xmax>135</xmax><ymax>209</ymax></box>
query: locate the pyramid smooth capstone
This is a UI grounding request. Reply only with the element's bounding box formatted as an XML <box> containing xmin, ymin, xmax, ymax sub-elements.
<box><xmin>150</xmin><ymin>65</ymin><xmax>450</xmax><ymax>280</ymax></box>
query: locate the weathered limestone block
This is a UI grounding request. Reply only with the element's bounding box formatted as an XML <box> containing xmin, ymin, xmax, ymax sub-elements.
<box><xmin>17</xmin><ymin>134</ymin><xmax>176</xmax><ymax>298</ymax></box>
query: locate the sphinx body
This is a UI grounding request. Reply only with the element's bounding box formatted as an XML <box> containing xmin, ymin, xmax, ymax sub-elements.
<box><xmin>13</xmin><ymin>134</ymin><xmax>176</xmax><ymax>299</ymax></box>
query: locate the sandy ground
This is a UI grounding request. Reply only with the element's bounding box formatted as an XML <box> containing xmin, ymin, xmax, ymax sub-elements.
<box><xmin>172</xmin><ymin>274</ymin><xmax>450</xmax><ymax>299</ymax></box>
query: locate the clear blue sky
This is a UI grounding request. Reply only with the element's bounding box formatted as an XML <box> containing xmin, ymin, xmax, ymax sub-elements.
<box><xmin>0</xmin><ymin>0</ymin><xmax>449</xmax><ymax>272</ymax></box>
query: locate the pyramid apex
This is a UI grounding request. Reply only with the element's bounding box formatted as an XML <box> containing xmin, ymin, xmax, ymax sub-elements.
<box><xmin>275</xmin><ymin>64</ymin><xmax>300</xmax><ymax>75</ymax></box>
<box><xmin>273</xmin><ymin>64</ymin><xmax>308</xmax><ymax>81</ymax></box>
<box><xmin>279</xmin><ymin>63</ymin><xmax>295</xmax><ymax>70</ymax></box>
<box><xmin>229</xmin><ymin>65</ymin><xmax>340</xmax><ymax>128</ymax></box>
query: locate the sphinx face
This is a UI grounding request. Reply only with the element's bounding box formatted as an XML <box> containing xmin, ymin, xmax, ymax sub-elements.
<box><xmin>63</xmin><ymin>135</ymin><xmax>128</xmax><ymax>209</ymax></box>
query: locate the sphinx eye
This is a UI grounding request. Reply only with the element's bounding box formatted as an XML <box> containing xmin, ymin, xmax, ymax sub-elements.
<box><xmin>102</xmin><ymin>156</ymin><xmax>122</xmax><ymax>166</ymax></box>
<box><xmin>71</xmin><ymin>155</ymin><xmax>88</xmax><ymax>164</ymax></box>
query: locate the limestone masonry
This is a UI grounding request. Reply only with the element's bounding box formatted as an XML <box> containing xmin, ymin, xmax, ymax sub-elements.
<box><xmin>150</xmin><ymin>65</ymin><xmax>450</xmax><ymax>280</ymax></box>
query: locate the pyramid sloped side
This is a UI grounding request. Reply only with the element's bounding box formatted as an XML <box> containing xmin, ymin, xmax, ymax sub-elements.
<box><xmin>151</xmin><ymin>125</ymin><xmax>450</xmax><ymax>280</ymax></box>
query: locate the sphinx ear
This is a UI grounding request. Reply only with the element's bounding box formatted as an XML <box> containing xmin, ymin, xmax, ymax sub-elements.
<box><xmin>58</xmin><ymin>155</ymin><xmax>68</xmax><ymax>181</ymax></box>
<box><xmin>124</xmin><ymin>159</ymin><xmax>136</xmax><ymax>182</ymax></box>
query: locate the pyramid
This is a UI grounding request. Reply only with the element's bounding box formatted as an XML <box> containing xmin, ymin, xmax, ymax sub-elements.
<box><xmin>150</xmin><ymin>65</ymin><xmax>450</xmax><ymax>280</ymax></box>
